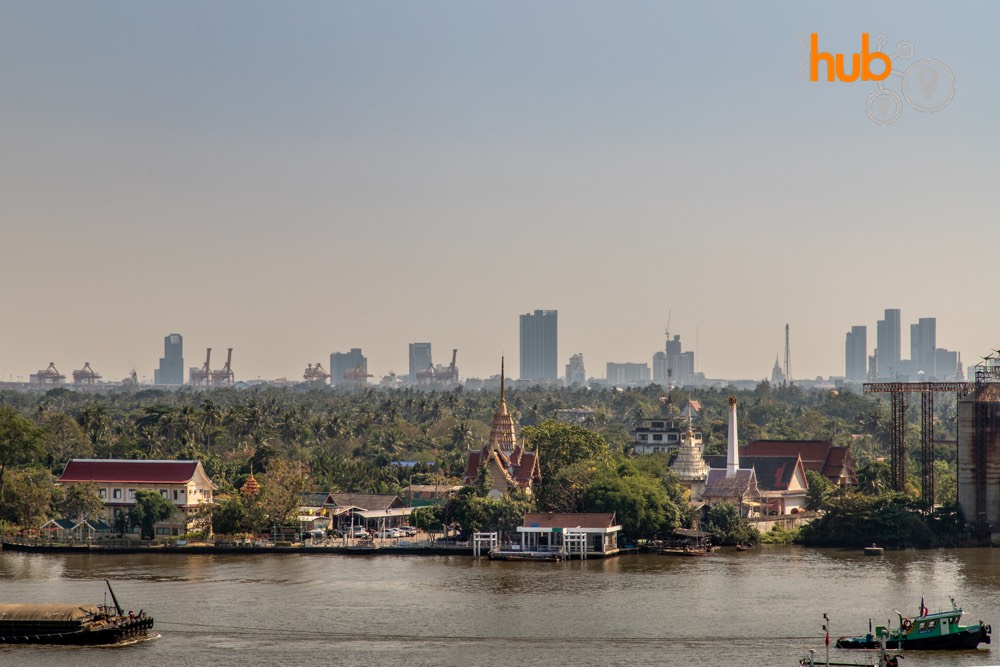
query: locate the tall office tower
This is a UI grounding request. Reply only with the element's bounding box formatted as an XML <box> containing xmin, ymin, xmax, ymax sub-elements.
<box><xmin>565</xmin><ymin>353</ymin><xmax>586</xmax><ymax>386</ymax></box>
<box><xmin>845</xmin><ymin>325</ymin><xmax>867</xmax><ymax>382</ymax></box>
<box><xmin>910</xmin><ymin>317</ymin><xmax>937</xmax><ymax>377</ymax></box>
<box><xmin>935</xmin><ymin>348</ymin><xmax>959</xmax><ymax>381</ymax></box>
<box><xmin>330</xmin><ymin>348</ymin><xmax>367</xmax><ymax>384</ymax></box>
<box><xmin>876</xmin><ymin>308</ymin><xmax>901</xmax><ymax>379</ymax></box>
<box><xmin>408</xmin><ymin>342</ymin><xmax>433</xmax><ymax>380</ymax></box>
<box><xmin>652</xmin><ymin>351</ymin><xmax>669</xmax><ymax>384</ymax></box>
<box><xmin>519</xmin><ymin>309</ymin><xmax>558</xmax><ymax>381</ymax></box>
<box><xmin>154</xmin><ymin>333</ymin><xmax>184</xmax><ymax>385</ymax></box>
<box><xmin>665</xmin><ymin>335</ymin><xmax>695</xmax><ymax>385</ymax></box>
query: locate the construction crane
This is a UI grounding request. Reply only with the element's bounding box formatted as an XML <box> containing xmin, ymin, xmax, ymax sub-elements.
<box><xmin>344</xmin><ymin>363</ymin><xmax>372</xmax><ymax>385</ymax></box>
<box><xmin>72</xmin><ymin>362</ymin><xmax>102</xmax><ymax>386</ymax></box>
<box><xmin>190</xmin><ymin>348</ymin><xmax>212</xmax><ymax>386</ymax></box>
<box><xmin>210</xmin><ymin>348</ymin><xmax>235</xmax><ymax>386</ymax></box>
<box><xmin>34</xmin><ymin>362</ymin><xmax>66</xmax><ymax>386</ymax></box>
<box><xmin>303</xmin><ymin>362</ymin><xmax>331</xmax><ymax>384</ymax></box>
<box><xmin>439</xmin><ymin>349</ymin><xmax>459</xmax><ymax>383</ymax></box>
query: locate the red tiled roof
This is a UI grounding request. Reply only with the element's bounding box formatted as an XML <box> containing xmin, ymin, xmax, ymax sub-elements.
<box><xmin>58</xmin><ymin>459</ymin><xmax>200</xmax><ymax>484</ymax></box>
<box><xmin>740</xmin><ymin>456</ymin><xmax>800</xmax><ymax>492</ymax></box>
<box><xmin>522</xmin><ymin>512</ymin><xmax>617</xmax><ymax>529</ymax></box>
<box><xmin>744</xmin><ymin>440</ymin><xmax>856</xmax><ymax>485</ymax></box>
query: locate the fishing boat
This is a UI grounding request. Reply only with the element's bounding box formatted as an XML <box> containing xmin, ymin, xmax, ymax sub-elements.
<box><xmin>0</xmin><ymin>580</ymin><xmax>153</xmax><ymax>645</ymax></box>
<box><xmin>836</xmin><ymin>597</ymin><xmax>990</xmax><ymax>650</ymax></box>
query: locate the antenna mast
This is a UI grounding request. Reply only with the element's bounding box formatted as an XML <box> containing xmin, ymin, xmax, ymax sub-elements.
<box><xmin>784</xmin><ymin>323</ymin><xmax>791</xmax><ymax>385</ymax></box>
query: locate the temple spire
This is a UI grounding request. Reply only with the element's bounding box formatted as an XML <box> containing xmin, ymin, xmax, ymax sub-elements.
<box><xmin>500</xmin><ymin>356</ymin><xmax>505</xmax><ymax>406</ymax></box>
<box><xmin>488</xmin><ymin>356</ymin><xmax>517</xmax><ymax>453</ymax></box>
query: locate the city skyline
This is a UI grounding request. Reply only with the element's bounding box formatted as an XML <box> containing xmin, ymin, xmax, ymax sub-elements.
<box><xmin>1</xmin><ymin>3</ymin><xmax>998</xmax><ymax>382</ymax></box>
<box><xmin>2</xmin><ymin>303</ymin><xmax>973</xmax><ymax>385</ymax></box>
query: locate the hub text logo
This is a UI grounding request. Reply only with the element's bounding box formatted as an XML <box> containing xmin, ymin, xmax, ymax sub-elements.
<box><xmin>804</xmin><ymin>33</ymin><xmax>955</xmax><ymax>126</ymax></box>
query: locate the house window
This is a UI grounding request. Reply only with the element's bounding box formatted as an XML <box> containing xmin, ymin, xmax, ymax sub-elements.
<box><xmin>638</xmin><ymin>434</ymin><xmax>648</xmax><ymax>441</ymax></box>
<box><xmin>652</xmin><ymin>421</ymin><xmax>663</xmax><ymax>428</ymax></box>
<box><xmin>99</xmin><ymin>489</ymin><xmax>107</xmax><ymax>499</ymax></box>
<box><xmin>128</xmin><ymin>489</ymin><xmax>136</xmax><ymax>500</ymax></box>
<box><xmin>160</xmin><ymin>490</ymin><xmax>168</xmax><ymax>499</ymax></box>
<box><xmin>173</xmin><ymin>490</ymin><xmax>179</xmax><ymax>501</ymax></box>
<box><xmin>156</xmin><ymin>528</ymin><xmax>170</xmax><ymax>535</ymax></box>
<box><xmin>112</xmin><ymin>489</ymin><xmax>122</xmax><ymax>500</ymax></box>
<box><xmin>652</xmin><ymin>434</ymin><xmax>662</xmax><ymax>441</ymax></box>
<box><xmin>667</xmin><ymin>434</ymin><xmax>678</xmax><ymax>442</ymax></box>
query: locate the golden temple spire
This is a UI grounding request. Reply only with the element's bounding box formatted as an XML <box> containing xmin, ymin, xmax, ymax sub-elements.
<box><xmin>488</xmin><ymin>356</ymin><xmax>517</xmax><ymax>453</ymax></box>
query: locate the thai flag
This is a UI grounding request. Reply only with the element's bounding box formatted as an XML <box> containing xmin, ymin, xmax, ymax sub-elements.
<box><xmin>920</xmin><ymin>595</ymin><xmax>929</xmax><ymax>617</ymax></box>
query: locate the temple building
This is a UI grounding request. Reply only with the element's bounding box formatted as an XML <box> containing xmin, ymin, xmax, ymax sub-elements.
<box><xmin>463</xmin><ymin>359</ymin><xmax>541</xmax><ymax>497</ymax></box>
<box><xmin>670</xmin><ymin>419</ymin><xmax>710</xmax><ymax>501</ymax></box>
<box><xmin>701</xmin><ymin>397</ymin><xmax>760</xmax><ymax>515</ymax></box>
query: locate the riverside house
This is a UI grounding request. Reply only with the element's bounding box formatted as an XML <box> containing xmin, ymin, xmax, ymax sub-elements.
<box><xmin>57</xmin><ymin>459</ymin><xmax>217</xmax><ymax>538</ymax></box>
<box><xmin>516</xmin><ymin>512</ymin><xmax>623</xmax><ymax>557</ymax></box>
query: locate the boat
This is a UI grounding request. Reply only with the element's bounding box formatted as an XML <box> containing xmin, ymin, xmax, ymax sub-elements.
<box><xmin>0</xmin><ymin>580</ymin><xmax>153</xmax><ymax>645</ymax></box>
<box><xmin>489</xmin><ymin>549</ymin><xmax>564</xmax><ymax>562</ymax></box>
<box><xmin>863</xmin><ymin>543</ymin><xmax>884</xmax><ymax>556</ymax></box>
<box><xmin>653</xmin><ymin>529</ymin><xmax>715</xmax><ymax>556</ymax></box>
<box><xmin>836</xmin><ymin>597</ymin><xmax>990</xmax><ymax>650</ymax></box>
<box><xmin>800</xmin><ymin>614</ymin><xmax>901</xmax><ymax>667</ymax></box>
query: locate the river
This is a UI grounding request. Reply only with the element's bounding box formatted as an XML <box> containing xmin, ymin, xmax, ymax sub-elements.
<box><xmin>1</xmin><ymin>546</ymin><xmax>998</xmax><ymax>666</ymax></box>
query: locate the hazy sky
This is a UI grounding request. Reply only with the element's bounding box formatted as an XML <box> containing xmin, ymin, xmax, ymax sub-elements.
<box><xmin>1</xmin><ymin>2</ymin><xmax>997</xmax><ymax>383</ymax></box>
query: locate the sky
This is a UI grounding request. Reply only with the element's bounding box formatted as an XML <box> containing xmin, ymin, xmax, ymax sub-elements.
<box><xmin>1</xmin><ymin>2</ymin><xmax>998</xmax><ymax>383</ymax></box>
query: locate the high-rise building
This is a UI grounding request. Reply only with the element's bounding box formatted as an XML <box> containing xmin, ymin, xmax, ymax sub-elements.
<box><xmin>154</xmin><ymin>333</ymin><xmax>184</xmax><ymax>385</ymax></box>
<box><xmin>652</xmin><ymin>352</ymin><xmax>669</xmax><ymax>385</ymax></box>
<box><xmin>935</xmin><ymin>348</ymin><xmax>959</xmax><ymax>381</ymax></box>
<box><xmin>910</xmin><ymin>317</ymin><xmax>936</xmax><ymax>377</ymax></box>
<box><xmin>664</xmin><ymin>335</ymin><xmax>695</xmax><ymax>385</ymax></box>
<box><xmin>408</xmin><ymin>343</ymin><xmax>433</xmax><ymax>380</ymax></box>
<box><xmin>330</xmin><ymin>348</ymin><xmax>366</xmax><ymax>384</ymax></box>
<box><xmin>876</xmin><ymin>308</ymin><xmax>901</xmax><ymax>379</ymax></box>
<box><xmin>565</xmin><ymin>353</ymin><xmax>586</xmax><ymax>386</ymax></box>
<box><xmin>606</xmin><ymin>362</ymin><xmax>650</xmax><ymax>386</ymax></box>
<box><xmin>519</xmin><ymin>310</ymin><xmax>558</xmax><ymax>381</ymax></box>
<box><xmin>845</xmin><ymin>325</ymin><xmax>867</xmax><ymax>382</ymax></box>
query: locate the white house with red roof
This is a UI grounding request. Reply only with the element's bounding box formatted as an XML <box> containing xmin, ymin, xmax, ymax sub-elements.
<box><xmin>516</xmin><ymin>512</ymin><xmax>622</xmax><ymax>557</ymax></box>
<box><xmin>57</xmin><ymin>459</ymin><xmax>217</xmax><ymax>538</ymax></box>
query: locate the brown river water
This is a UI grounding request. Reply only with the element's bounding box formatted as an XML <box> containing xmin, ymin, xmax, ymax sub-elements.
<box><xmin>1</xmin><ymin>545</ymin><xmax>999</xmax><ymax>666</ymax></box>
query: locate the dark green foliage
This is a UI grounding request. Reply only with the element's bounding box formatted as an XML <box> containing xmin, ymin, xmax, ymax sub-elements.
<box><xmin>130</xmin><ymin>489</ymin><xmax>176</xmax><ymax>539</ymax></box>
<box><xmin>582</xmin><ymin>463</ymin><xmax>684</xmax><ymax>540</ymax></box>
<box><xmin>446</xmin><ymin>487</ymin><xmax>535</xmax><ymax>536</ymax></box>
<box><xmin>805</xmin><ymin>469</ymin><xmax>834</xmax><ymax>511</ymax></box>
<box><xmin>704</xmin><ymin>502</ymin><xmax>760</xmax><ymax>546</ymax></box>
<box><xmin>798</xmin><ymin>492</ymin><xmax>935</xmax><ymax>548</ymax></box>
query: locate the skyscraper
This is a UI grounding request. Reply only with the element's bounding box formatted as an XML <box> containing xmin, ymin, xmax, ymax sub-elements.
<box><xmin>408</xmin><ymin>342</ymin><xmax>433</xmax><ymax>380</ymax></box>
<box><xmin>565</xmin><ymin>353</ymin><xmax>586</xmax><ymax>386</ymax></box>
<box><xmin>154</xmin><ymin>333</ymin><xmax>184</xmax><ymax>385</ymax></box>
<box><xmin>665</xmin><ymin>335</ymin><xmax>695</xmax><ymax>385</ymax></box>
<box><xmin>910</xmin><ymin>317</ymin><xmax>936</xmax><ymax>377</ymax></box>
<box><xmin>330</xmin><ymin>348</ymin><xmax>367</xmax><ymax>384</ymax></box>
<box><xmin>519</xmin><ymin>310</ymin><xmax>558</xmax><ymax>381</ymax></box>
<box><xmin>845</xmin><ymin>325</ymin><xmax>867</xmax><ymax>382</ymax></box>
<box><xmin>876</xmin><ymin>308</ymin><xmax>901</xmax><ymax>379</ymax></box>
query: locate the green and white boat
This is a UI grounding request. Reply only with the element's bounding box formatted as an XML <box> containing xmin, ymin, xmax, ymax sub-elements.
<box><xmin>836</xmin><ymin>597</ymin><xmax>990</xmax><ymax>650</ymax></box>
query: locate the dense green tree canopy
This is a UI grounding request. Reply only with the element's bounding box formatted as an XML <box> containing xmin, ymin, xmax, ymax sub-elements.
<box><xmin>130</xmin><ymin>490</ymin><xmax>177</xmax><ymax>539</ymax></box>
